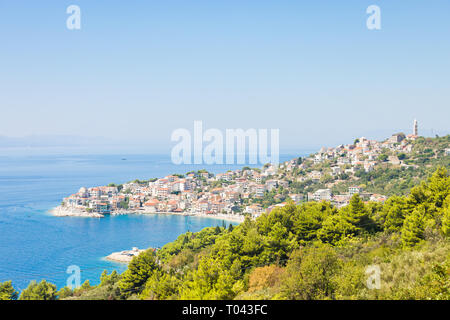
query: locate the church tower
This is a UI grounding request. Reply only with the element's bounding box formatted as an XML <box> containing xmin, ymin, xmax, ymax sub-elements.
<box><xmin>413</xmin><ymin>119</ymin><xmax>418</xmax><ymax>136</ymax></box>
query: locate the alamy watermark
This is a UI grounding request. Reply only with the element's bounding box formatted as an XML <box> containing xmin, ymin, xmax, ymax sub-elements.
<box><xmin>64</xmin><ymin>5</ymin><xmax>380</xmax><ymax>31</ymax></box>
<box><xmin>66</xmin><ymin>265</ymin><xmax>81</xmax><ymax>289</ymax></box>
<box><xmin>365</xmin><ymin>264</ymin><xmax>381</xmax><ymax>290</ymax></box>
<box><xmin>171</xmin><ymin>121</ymin><xmax>279</xmax><ymax>166</ymax></box>
<box><xmin>366</xmin><ymin>5</ymin><xmax>381</xmax><ymax>30</ymax></box>
<box><xmin>66</xmin><ymin>5</ymin><xmax>81</xmax><ymax>30</ymax></box>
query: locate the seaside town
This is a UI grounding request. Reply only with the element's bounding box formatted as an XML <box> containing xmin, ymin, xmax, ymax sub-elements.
<box><xmin>54</xmin><ymin>120</ymin><xmax>450</xmax><ymax>221</ymax></box>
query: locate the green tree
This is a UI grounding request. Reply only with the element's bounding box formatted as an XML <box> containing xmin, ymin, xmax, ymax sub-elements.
<box><xmin>401</xmin><ymin>208</ymin><xmax>425</xmax><ymax>247</ymax></box>
<box><xmin>346</xmin><ymin>194</ymin><xmax>371</xmax><ymax>230</ymax></box>
<box><xmin>181</xmin><ymin>257</ymin><xmax>235</xmax><ymax>300</ymax></box>
<box><xmin>281</xmin><ymin>245</ymin><xmax>341</xmax><ymax>300</ymax></box>
<box><xmin>381</xmin><ymin>196</ymin><xmax>408</xmax><ymax>232</ymax></box>
<box><xmin>317</xmin><ymin>195</ymin><xmax>371</xmax><ymax>245</ymax></box>
<box><xmin>0</xmin><ymin>281</ymin><xmax>18</xmax><ymax>300</ymax></box>
<box><xmin>140</xmin><ymin>270</ymin><xmax>181</xmax><ymax>300</ymax></box>
<box><xmin>441</xmin><ymin>206</ymin><xmax>450</xmax><ymax>237</ymax></box>
<box><xmin>100</xmin><ymin>270</ymin><xmax>120</xmax><ymax>287</ymax></box>
<box><xmin>317</xmin><ymin>214</ymin><xmax>355</xmax><ymax>245</ymax></box>
<box><xmin>398</xmin><ymin>153</ymin><xmax>407</xmax><ymax>160</ymax></box>
<box><xmin>81</xmin><ymin>280</ymin><xmax>91</xmax><ymax>290</ymax></box>
<box><xmin>20</xmin><ymin>280</ymin><xmax>57</xmax><ymax>300</ymax></box>
<box><xmin>56</xmin><ymin>286</ymin><xmax>73</xmax><ymax>299</ymax></box>
<box><xmin>407</xmin><ymin>167</ymin><xmax>449</xmax><ymax>216</ymax></box>
<box><xmin>266</xmin><ymin>221</ymin><xmax>294</xmax><ymax>262</ymax></box>
<box><xmin>119</xmin><ymin>250</ymin><xmax>159</xmax><ymax>297</ymax></box>
<box><xmin>293</xmin><ymin>202</ymin><xmax>334</xmax><ymax>243</ymax></box>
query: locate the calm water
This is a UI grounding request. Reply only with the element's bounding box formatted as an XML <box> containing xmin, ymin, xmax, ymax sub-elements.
<box><xmin>0</xmin><ymin>153</ymin><xmax>297</xmax><ymax>290</ymax></box>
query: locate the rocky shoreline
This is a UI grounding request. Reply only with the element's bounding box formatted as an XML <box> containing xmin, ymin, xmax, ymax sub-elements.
<box><xmin>105</xmin><ymin>247</ymin><xmax>145</xmax><ymax>263</ymax></box>
<box><xmin>50</xmin><ymin>206</ymin><xmax>245</xmax><ymax>223</ymax></box>
<box><xmin>50</xmin><ymin>206</ymin><xmax>104</xmax><ymax>218</ymax></box>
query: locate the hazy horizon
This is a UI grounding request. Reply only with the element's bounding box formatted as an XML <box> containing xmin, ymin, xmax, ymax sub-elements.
<box><xmin>1</xmin><ymin>1</ymin><xmax>449</xmax><ymax>155</ymax></box>
<box><xmin>0</xmin><ymin>127</ymin><xmax>448</xmax><ymax>157</ymax></box>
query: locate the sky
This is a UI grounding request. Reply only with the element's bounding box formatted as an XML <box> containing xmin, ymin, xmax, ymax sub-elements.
<box><xmin>0</xmin><ymin>0</ymin><xmax>449</xmax><ymax>154</ymax></box>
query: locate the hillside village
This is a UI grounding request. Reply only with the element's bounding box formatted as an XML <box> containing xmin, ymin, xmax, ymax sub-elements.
<box><xmin>58</xmin><ymin>127</ymin><xmax>450</xmax><ymax>219</ymax></box>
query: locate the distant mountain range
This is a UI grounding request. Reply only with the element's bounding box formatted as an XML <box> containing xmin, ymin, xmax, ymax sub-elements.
<box><xmin>0</xmin><ymin>135</ymin><xmax>118</xmax><ymax>148</ymax></box>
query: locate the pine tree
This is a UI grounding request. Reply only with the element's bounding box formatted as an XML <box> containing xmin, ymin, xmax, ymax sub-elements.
<box><xmin>20</xmin><ymin>280</ymin><xmax>57</xmax><ymax>300</ymax></box>
<box><xmin>408</xmin><ymin>167</ymin><xmax>449</xmax><ymax>215</ymax></box>
<box><xmin>341</xmin><ymin>194</ymin><xmax>371</xmax><ymax>233</ymax></box>
<box><xmin>0</xmin><ymin>281</ymin><xmax>18</xmax><ymax>300</ymax></box>
<box><xmin>81</xmin><ymin>279</ymin><xmax>91</xmax><ymax>289</ymax></box>
<box><xmin>401</xmin><ymin>208</ymin><xmax>425</xmax><ymax>247</ymax></box>
<box><xmin>118</xmin><ymin>250</ymin><xmax>158</xmax><ymax>297</ymax></box>
<box><xmin>427</xmin><ymin>167</ymin><xmax>450</xmax><ymax>209</ymax></box>
<box><xmin>382</xmin><ymin>196</ymin><xmax>408</xmax><ymax>232</ymax></box>
<box><xmin>317</xmin><ymin>214</ymin><xmax>356</xmax><ymax>245</ymax></box>
<box><xmin>56</xmin><ymin>286</ymin><xmax>73</xmax><ymax>299</ymax></box>
<box><xmin>100</xmin><ymin>270</ymin><xmax>120</xmax><ymax>287</ymax></box>
<box><xmin>441</xmin><ymin>206</ymin><xmax>450</xmax><ymax>237</ymax></box>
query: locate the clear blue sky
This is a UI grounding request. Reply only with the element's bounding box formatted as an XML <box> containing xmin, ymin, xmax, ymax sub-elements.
<box><xmin>0</xmin><ymin>0</ymin><xmax>449</xmax><ymax>153</ymax></box>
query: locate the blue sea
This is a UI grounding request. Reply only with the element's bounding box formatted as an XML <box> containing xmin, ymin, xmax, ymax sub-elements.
<box><xmin>0</xmin><ymin>153</ymin><xmax>298</xmax><ymax>291</ymax></box>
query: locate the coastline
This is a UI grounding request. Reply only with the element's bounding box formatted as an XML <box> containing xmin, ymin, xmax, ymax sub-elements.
<box><xmin>105</xmin><ymin>248</ymin><xmax>145</xmax><ymax>264</ymax></box>
<box><xmin>50</xmin><ymin>206</ymin><xmax>104</xmax><ymax>218</ymax></box>
<box><xmin>167</xmin><ymin>211</ymin><xmax>246</xmax><ymax>223</ymax></box>
<box><xmin>50</xmin><ymin>206</ymin><xmax>245</xmax><ymax>223</ymax></box>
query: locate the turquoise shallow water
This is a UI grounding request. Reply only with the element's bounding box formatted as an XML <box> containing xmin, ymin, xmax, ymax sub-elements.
<box><xmin>0</xmin><ymin>153</ymin><xmax>296</xmax><ymax>290</ymax></box>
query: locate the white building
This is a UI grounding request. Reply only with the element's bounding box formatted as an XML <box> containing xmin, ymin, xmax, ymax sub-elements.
<box><xmin>349</xmin><ymin>186</ymin><xmax>362</xmax><ymax>195</ymax></box>
<box><xmin>312</xmin><ymin>189</ymin><xmax>332</xmax><ymax>202</ymax></box>
<box><xmin>331</xmin><ymin>166</ymin><xmax>342</xmax><ymax>176</ymax></box>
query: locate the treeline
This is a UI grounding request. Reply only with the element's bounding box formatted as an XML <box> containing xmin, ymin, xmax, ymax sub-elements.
<box><xmin>1</xmin><ymin>168</ymin><xmax>449</xmax><ymax>300</ymax></box>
